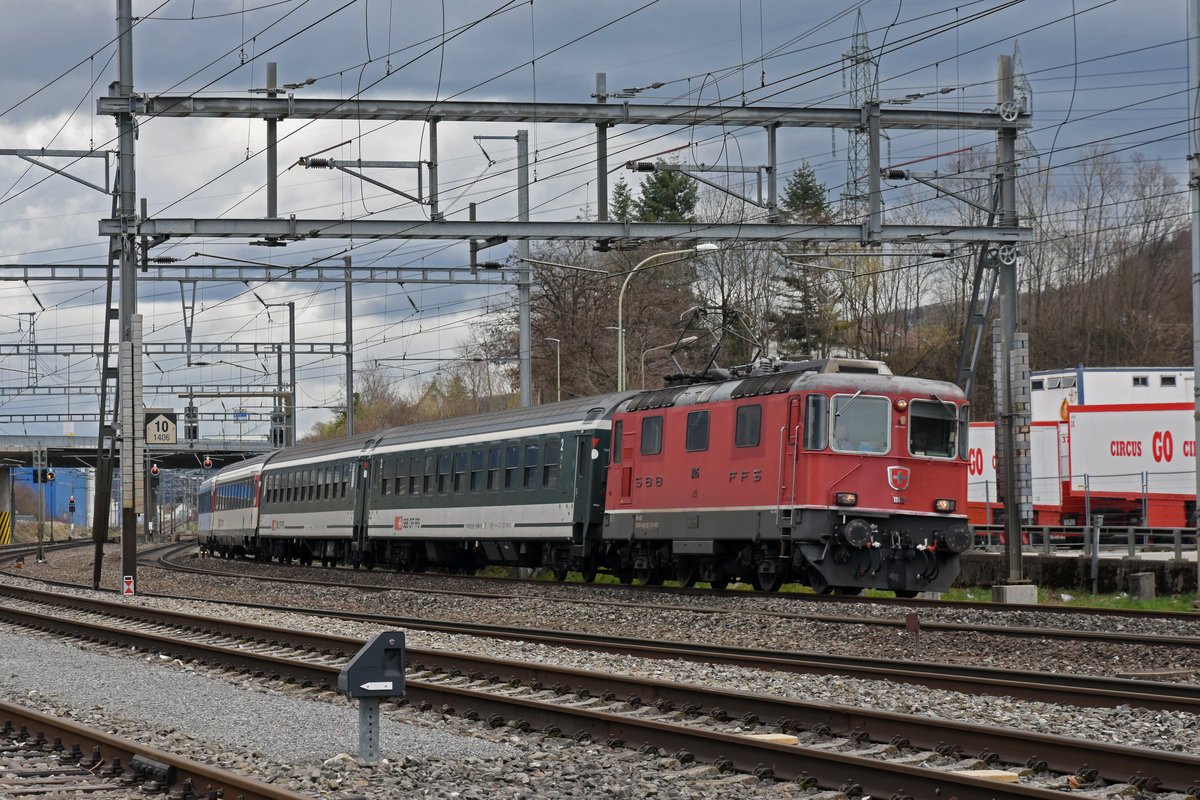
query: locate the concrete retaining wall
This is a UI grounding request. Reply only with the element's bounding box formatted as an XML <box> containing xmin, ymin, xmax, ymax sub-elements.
<box><xmin>958</xmin><ymin>551</ymin><xmax>1198</xmax><ymax>595</ymax></box>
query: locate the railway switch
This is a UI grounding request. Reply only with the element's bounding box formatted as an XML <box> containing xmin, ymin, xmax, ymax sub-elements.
<box><xmin>338</xmin><ymin>631</ymin><xmax>406</xmax><ymax>762</ymax></box>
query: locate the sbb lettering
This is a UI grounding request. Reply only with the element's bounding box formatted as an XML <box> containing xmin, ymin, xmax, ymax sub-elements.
<box><xmin>1152</xmin><ymin>431</ymin><xmax>1174</xmax><ymax>463</ymax></box>
<box><xmin>1109</xmin><ymin>440</ymin><xmax>1142</xmax><ymax>457</ymax></box>
<box><xmin>727</xmin><ymin>470</ymin><xmax>762</xmax><ymax>482</ymax></box>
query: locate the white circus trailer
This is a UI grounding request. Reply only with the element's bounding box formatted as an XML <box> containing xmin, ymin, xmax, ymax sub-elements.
<box><xmin>967</xmin><ymin>422</ymin><xmax>1065</xmax><ymax>524</ymax></box>
<box><xmin>1030</xmin><ymin>367</ymin><xmax>1192</xmax><ymax>423</ymax></box>
<box><xmin>1065</xmin><ymin>403</ymin><xmax>1193</xmax><ymax>526</ymax></box>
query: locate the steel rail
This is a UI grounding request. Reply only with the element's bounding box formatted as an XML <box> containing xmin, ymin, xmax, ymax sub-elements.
<box><xmin>0</xmin><ymin>699</ymin><xmax>313</xmax><ymax>800</ymax></box>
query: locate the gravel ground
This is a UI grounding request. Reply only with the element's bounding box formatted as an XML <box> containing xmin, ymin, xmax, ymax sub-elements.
<box><xmin>2</xmin><ymin>543</ymin><xmax>1199</xmax><ymax>799</ymax></box>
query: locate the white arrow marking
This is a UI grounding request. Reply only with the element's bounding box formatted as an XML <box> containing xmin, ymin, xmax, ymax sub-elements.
<box><xmin>360</xmin><ymin>681</ymin><xmax>394</xmax><ymax>691</ymax></box>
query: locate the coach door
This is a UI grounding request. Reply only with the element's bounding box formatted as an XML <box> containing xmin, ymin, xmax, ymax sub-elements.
<box><xmin>777</xmin><ymin>396</ymin><xmax>803</xmax><ymax>525</ymax></box>
<box><xmin>351</xmin><ymin>458</ymin><xmax>372</xmax><ymax>560</ymax></box>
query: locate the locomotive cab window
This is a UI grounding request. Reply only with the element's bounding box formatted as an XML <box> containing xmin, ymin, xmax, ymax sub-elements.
<box><xmin>685</xmin><ymin>410</ymin><xmax>709</xmax><ymax>452</ymax></box>
<box><xmin>830</xmin><ymin>393</ymin><xmax>889</xmax><ymax>454</ymax></box>
<box><xmin>611</xmin><ymin>420</ymin><xmax>623</xmax><ymax>464</ymax></box>
<box><xmin>641</xmin><ymin>415</ymin><xmax>663</xmax><ymax>455</ymax></box>
<box><xmin>907</xmin><ymin>399</ymin><xmax>958</xmax><ymax>458</ymax></box>
<box><xmin>734</xmin><ymin>404</ymin><xmax>761</xmax><ymax>448</ymax></box>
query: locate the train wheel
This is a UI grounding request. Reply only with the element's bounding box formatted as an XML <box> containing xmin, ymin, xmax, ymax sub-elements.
<box><xmin>552</xmin><ymin>568</ymin><xmax>569</xmax><ymax>582</ymax></box>
<box><xmin>635</xmin><ymin>567</ymin><xmax>663</xmax><ymax>586</ymax></box>
<box><xmin>829</xmin><ymin>587</ymin><xmax>863</xmax><ymax>596</ymax></box>
<box><xmin>617</xmin><ymin>569</ymin><xmax>634</xmax><ymax>585</ymax></box>
<box><xmin>674</xmin><ymin>558</ymin><xmax>699</xmax><ymax>588</ymax></box>
<box><xmin>894</xmin><ymin>589</ymin><xmax>919</xmax><ymax>598</ymax></box>
<box><xmin>752</xmin><ymin>568</ymin><xmax>786</xmax><ymax>593</ymax></box>
<box><xmin>581</xmin><ymin>563</ymin><xmax>599</xmax><ymax>583</ymax></box>
<box><xmin>707</xmin><ymin>577</ymin><xmax>729</xmax><ymax>590</ymax></box>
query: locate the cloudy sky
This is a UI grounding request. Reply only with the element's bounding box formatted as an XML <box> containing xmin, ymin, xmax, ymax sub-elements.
<box><xmin>0</xmin><ymin>0</ymin><xmax>1190</xmax><ymax>439</ymax></box>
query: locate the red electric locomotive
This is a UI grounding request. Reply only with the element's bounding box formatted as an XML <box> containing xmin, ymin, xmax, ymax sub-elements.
<box><xmin>603</xmin><ymin>357</ymin><xmax>973</xmax><ymax>594</ymax></box>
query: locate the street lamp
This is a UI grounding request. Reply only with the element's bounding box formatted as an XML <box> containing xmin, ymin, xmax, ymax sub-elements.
<box><xmin>617</xmin><ymin>244</ymin><xmax>717</xmax><ymax>391</ymax></box>
<box><xmin>640</xmin><ymin>335</ymin><xmax>699</xmax><ymax>390</ymax></box>
<box><xmin>544</xmin><ymin>337</ymin><xmax>561</xmax><ymax>402</ymax></box>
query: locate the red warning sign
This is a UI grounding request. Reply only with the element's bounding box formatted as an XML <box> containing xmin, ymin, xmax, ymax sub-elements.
<box><xmin>123</xmin><ymin>576</ymin><xmax>134</xmax><ymax>595</ymax></box>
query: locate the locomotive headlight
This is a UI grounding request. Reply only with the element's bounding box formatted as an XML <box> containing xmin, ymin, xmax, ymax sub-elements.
<box><xmin>834</xmin><ymin>491</ymin><xmax>858</xmax><ymax>507</ymax></box>
<box><xmin>894</xmin><ymin>398</ymin><xmax>908</xmax><ymax>411</ymax></box>
<box><xmin>939</xmin><ymin>524</ymin><xmax>973</xmax><ymax>553</ymax></box>
<box><xmin>933</xmin><ymin>498</ymin><xmax>957</xmax><ymax>513</ymax></box>
<box><xmin>842</xmin><ymin>518</ymin><xmax>873</xmax><ymax>548</ymax></box>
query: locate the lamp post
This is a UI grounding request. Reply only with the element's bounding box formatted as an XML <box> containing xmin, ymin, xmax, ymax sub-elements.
<box><xmin>617</xmin><ymin>244</ymin><xmax>716</xmax><ymax>391</ymax></box>
<box><xmin>544</xmin><ymin>337</ymin><xmax>561</xmax><ymax>402</ymax></box>
<box><xmin>640</xmin><ymin>335</ymin><xmax>699</xmax><ymax>390</ymax></box>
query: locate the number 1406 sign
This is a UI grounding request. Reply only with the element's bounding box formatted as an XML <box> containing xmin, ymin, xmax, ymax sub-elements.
<box><xmin>145</xmin><ymin>409</ymin><xmax>178</xmax><ymax>445</ymax></box>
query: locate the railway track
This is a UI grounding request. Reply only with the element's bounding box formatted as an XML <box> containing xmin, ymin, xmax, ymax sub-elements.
<box><xmin>1</xmin><ymin>584</ymin><xmax>1197</xmax><ymax>799</ymax></box>
<box><xmin>0</xmin><ymin>698</ymin><xmax>312</xmax><ymax>800</ymax></box>
<box><xmin>148</xmin><ymin>544</ymin><xmax>1200</xmax><ymax>657</ymax></box>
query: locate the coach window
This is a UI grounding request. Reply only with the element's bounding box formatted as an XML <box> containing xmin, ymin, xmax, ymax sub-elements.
<box><xmin>505</xmin><ymin>444</ymin><xmax>521</xmax><ymax>489</ymax></box>
<box><xmin>685</xmin><ymin>410</ymin><xmax>709</xmax><ymax>452</ymax></box>
<box><xmin>453</xmin><ymin>452</ymin><xmax>467</xmax><ymax>492</ymax></box>
<box><xmin>438</xmin><ymin>453</ymin><xmax>452</xmax><ymax>494</ymax></box>
<box><xmin>284</xmin><ymin>472</ymin><xmax>292</xmax><ymax>503</ymax></box>
<box><xmin>380</xmin><ymin>459</ymin><xmax>393</xmax><ymax>496</ymax></box>
<box><xmin>487</xmin><ymin>447</ymin><xmax>501</xmax><ymax>491</ymax></box>
<box><xmin>908</xmin><ymin>399</ymin><xmax>957</xmax><ymax>458</ymax></box>
<box><xmin>395</xmin><ymin>458</ymin><xmax>407</xmax><ymax>496</ymax></box>
<box><xmin>423</xmin><ymin>454</ymin><xmax>437</xmax><ymax>494</ymax></box>
<box><xmin>308</xmin><ymin>469</ymin><xmax>316</xmax><ymax>502</ymax></box>
<box><xmin>409</xmin><ymin>455</ymin><xmax>421</xmax><ymax>495</ymax></box>
<box><xmin>803</xmin><ymin>395</ymin><xmax>828</xmax><ymax>450</ymax></box>
<box><xmin>830</xmin><ymin>394</ymin><xmax>890</xmax><ymax>454</ymax></box>
<box><xmin>524</xmin><ymin>442</ymin><xmax>540</xmax><ymax>488</ymax></box>
<box><xmin>544</xmin><ymin>438</ymin><xmax>561</xmax><ymax>488</ymax></box>
<box><xmin>470</xmin><ymin>449</ymin><xmax>484</xmax><ymax>491</ymax></box>
<box><xmin>735</xmin><ymin>405</ymin><xmax>761</xmax><ymax>448</ymax></box>
<box><xmin>641</xmin><ymin>416</ymin><xmax>663</xmax><ymax>456</ymax></box>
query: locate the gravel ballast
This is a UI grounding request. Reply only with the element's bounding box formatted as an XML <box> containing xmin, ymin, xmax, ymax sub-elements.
<box><xmin>2</xmin><ymin>543</ymin><xmax>1199</xmax><ymax>798</ymax></box>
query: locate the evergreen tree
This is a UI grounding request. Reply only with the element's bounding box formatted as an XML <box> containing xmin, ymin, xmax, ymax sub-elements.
<box><xmin>632</xmin><ymin>160</ymin><xmax>699</xmax><ymax>223</ymax></box>
<box><xmin>781</xmin><ymin>161</ymin><xmax>831</xmax><ymax>223</ymax></box>
<box><xmin>611</xmin><ymin>177</ymin><xmax>634</xmax><ymax>222</ymax></box>
<box><xmin>771</xmin><ymin>163</ymin><xmax>838</xmax><ymax>358</ymax></box>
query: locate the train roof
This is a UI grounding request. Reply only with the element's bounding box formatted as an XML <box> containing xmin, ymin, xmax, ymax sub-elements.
<box><xmin>261</xmin><ymin>391</ymin><xmax>640</xmax><ymax>467</ymax></box>
<box><xmin>620</xmin><ymin>358</ymin><xmax>965</xmax><ymax>413</ymax></box>
<box><xmin>204</xmin><ymin>453</ymin><xmax>272</xmax><ymax>484</ymax></box>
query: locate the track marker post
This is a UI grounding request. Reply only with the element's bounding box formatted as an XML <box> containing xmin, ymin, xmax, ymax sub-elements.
<box><xmin>338</xmin><ymin>631</ymin><xmax>406</xmax><ymax>763</ymax></box>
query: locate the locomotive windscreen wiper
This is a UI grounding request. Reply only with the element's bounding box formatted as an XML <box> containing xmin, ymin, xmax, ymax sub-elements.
<box><xmin>929</xmin><ymin>393</ymin><xmax>958</xmax><ymax>417</ymax></box>
<box><xmin>834</xmin><ymin>389</ymin><xmax>864</xmax><ymax>418</ymax></box>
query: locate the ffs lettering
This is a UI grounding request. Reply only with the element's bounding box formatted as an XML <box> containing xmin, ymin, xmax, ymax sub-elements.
<box><xmin>728</xmin><ymin>470</ymin><xmax>762</xmax><ymax>482</ymax></box>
